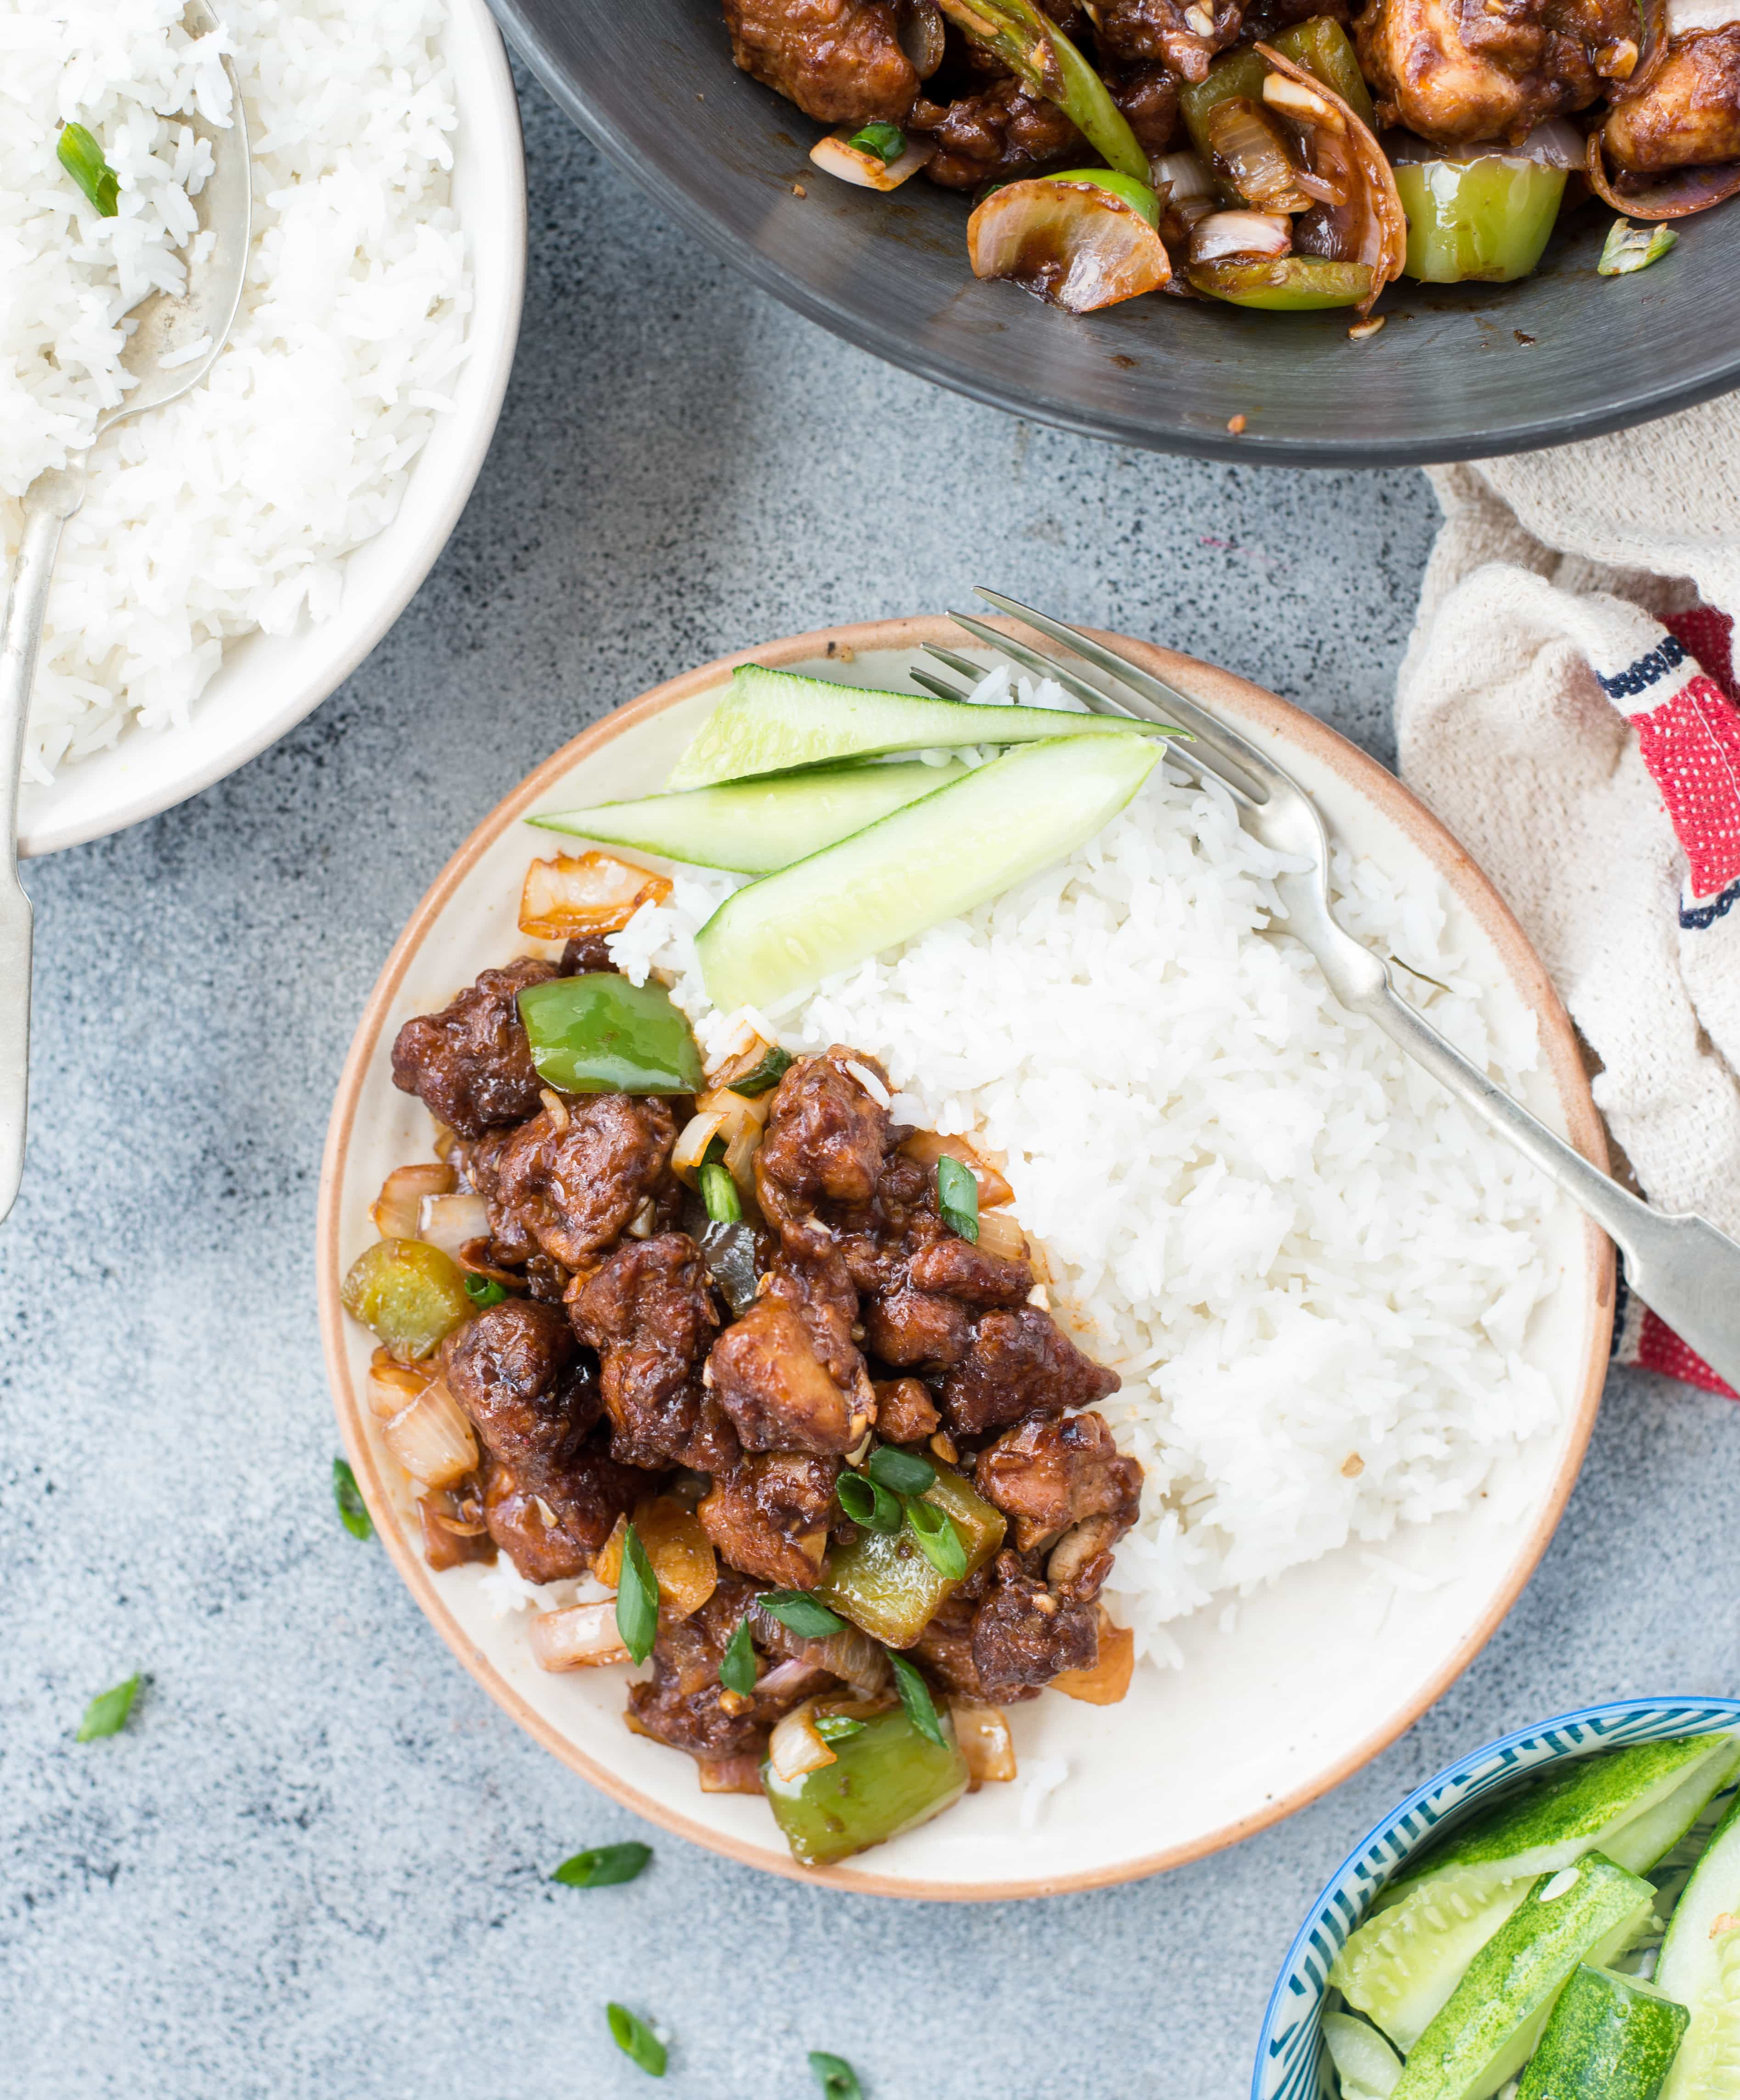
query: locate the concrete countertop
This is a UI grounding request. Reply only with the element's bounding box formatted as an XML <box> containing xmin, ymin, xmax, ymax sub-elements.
<box><xmin>4</xmin><ymin>57</ymin><xmax>1737</xmax><ymax>2100</ymax></box>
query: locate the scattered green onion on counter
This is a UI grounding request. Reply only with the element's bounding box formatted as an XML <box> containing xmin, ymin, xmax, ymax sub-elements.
<box><xmin>332</xmin><ymin>1457</ymin><xmax>373</xmax><ymax>1540</ymax></box>
<box><xmin>837</xmin><ymin>1470</ymin><xmax>904</xmax><ymax>1534</ymax></box>
<box><xmin>718</xmin><ymin>1616</ymin><xmax>758</xmax><ymax>1695</ymax></box>
<box><xmin>845</xmin><ymin>120</ymin><xmax>905</xmax><ymax>163</ymax></box>
<box><xmin>866</xmin><ymin>1444</ymin><xmax>936</xmax><ymax>1496</ymax></box>
<box><xmin>551</xmin><ymin>1841</ymin><xmax>652</xmax><ymax>1888</ymax></box>
<box><xmin>1599</xmin><ymin>218</ymin><xmax>1678</xmax><ymax>276</ymax></box>
<box><xmin>809</xmin><ymin>2053</ymin><xmax>864</xmax><ymax>2100</ymax></box>
<box><xmin>937</xmin><ymin>1153</ymin><xmax>980</xmax><ymax>1242</ymax></box>
<box><xmin>77</xmin><ymin>1674</ymin><xmax>141</xmax><ymax>1742</ymax></box>
<box><xmin>889</xmin><ymin>1651</ymin><xmax>946</xmax><ymax>1748</ymax></box>
<box><xmin>58</xmin><ymin>122</ymin><xmax>119</xmax><ymax>215</ymax></box>
<box><xmin>615</xmin><ymin>1523</ymin><xmax>660</xmax><ymax>1665</ymax></box>
<box><xmin>607</xmin><ymin>2003</ymin><xmax>667</xmax><ymax>2077</ymax></box>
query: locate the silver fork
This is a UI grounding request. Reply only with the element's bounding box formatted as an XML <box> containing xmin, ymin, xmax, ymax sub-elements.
<box><xmin>916</xmin><ymin>587</ymin><xmax>1740</xmax><ymax>1393</ymax></box>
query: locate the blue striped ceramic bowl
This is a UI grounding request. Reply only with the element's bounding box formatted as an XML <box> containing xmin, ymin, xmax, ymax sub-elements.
<box><xmin>1252</xmin><ymin>1696</ymin><xmax>1740</xmax><ymax>2100</ymax></box>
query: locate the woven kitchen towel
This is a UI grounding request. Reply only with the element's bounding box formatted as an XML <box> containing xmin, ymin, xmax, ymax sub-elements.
<box><xmin>1397</xmin><ymin>393</ymin><xmax>1740</xmax><ymax>1398</ymax></box>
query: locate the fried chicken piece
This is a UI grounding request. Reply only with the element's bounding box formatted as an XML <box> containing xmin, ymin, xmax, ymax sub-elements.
<box><xmin>699</xmin><ymin>1453</ymin><xmax>840</xmax><ymax>1588</ymax></box>
<box><xmin>570</xmin><ymin>1234</ymin><xmax>739</xmax><ymax>1471</ymax></box>
<box><xmin>938</xmin><ymin>1305</ymin><xmax>1121</xmax><ymax>1439</ymax></box>
<box><xmin>469</xmin><ymin>1094</ymin><xmax>679</xmax><ymax>1271</ymax></box>
<box><xmin>390</xmin><ymin>957</ymin><xmax>556</xmax><ymax>1139</ymax></box>
<box><xmin>721</xmin><ymin>0</ymin><xmax>921</xmax><ymax>124</ymax></box>
<box><xmin>971</xmin><ymin>1550</ymin><xmax>1100</xmax><ymax>1696</ymax></box>
<box><xmin>1603</xmin><ymin>26</ymin><xmax>1740</xmax><ymax>173</ymax></box>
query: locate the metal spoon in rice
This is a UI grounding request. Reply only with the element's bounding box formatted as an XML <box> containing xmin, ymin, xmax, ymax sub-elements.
<box><xmin>0</xmin><ymin>0</ymin><xmax>250</xmax><ymax>1224</ymax></box>
<box><xmin>915</xmin><ymin>587</ymin><xmax>1740</xmax><ymax>1393</ymax></box>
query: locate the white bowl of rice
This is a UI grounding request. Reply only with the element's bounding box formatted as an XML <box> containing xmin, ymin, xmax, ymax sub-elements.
<box><xmin>318</xmin><ymin>616</ymin><xmax>1616</xmax><ymax>1899</ymax></box>
<box><xmin>4</xmin><ymin>0</ymin><xmax>525</xmax><ymax>856</ymax></box>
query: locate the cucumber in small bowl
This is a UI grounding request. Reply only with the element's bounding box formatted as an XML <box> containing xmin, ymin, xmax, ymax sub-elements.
<box><xmin>1656</xmin><ymin>1793</ymin><xmax>1740</xmax><ymax>2100</ymax></box>
<box><xmin>1517</xmin><ymin>1965</ymin><xmax>1689</xmax><ymax>2100</ymax></box>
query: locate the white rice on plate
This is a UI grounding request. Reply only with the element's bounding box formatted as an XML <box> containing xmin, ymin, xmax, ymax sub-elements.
<box><xmin>1</xmin><ymin>0</ymin><xmax>471</xmax><ymax>779</ymax></box>
<box><xmin>608</xmin><ymin>670</ymin><xmax>1565</xmax><ymax>1668</ymax></box>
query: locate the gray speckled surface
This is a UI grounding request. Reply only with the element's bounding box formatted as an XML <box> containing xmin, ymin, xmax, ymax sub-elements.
<box><xmin>4</xmin><ymin>57</ymin><xmax>1738</xmax><ymax>2100</ymax></box>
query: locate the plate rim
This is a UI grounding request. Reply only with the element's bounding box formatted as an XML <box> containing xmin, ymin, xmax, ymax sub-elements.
<box><xmin>486</xmin><ymin>0</ymin><xmax>1740</xmax><ymax>471</ymax></box>
<box><xmin>316</xmin><ymin>612</ymin><xmax>1616</xmax><ymax>1901</ymax></box>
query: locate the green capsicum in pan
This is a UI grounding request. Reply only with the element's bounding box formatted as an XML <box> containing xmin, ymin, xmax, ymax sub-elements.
<box><xmin>934</xmin><ymin>0</ymin><xmax>1150</xmax><ymax>182</ymax></box>
<box><xmin>516</xmin><ymin>973</ymin><xmax>705</xmax><ymax>1095</ymax></box>
<box><xmin>762</xmin><ymin>1703</ymin><xmax>970</xmax><ymax>1866</ymax></box>
<box><xmin>1392</xmin><ymin>151</ymin><xmax>1568</xmax><ymax>283</ymax></box>
<box><xmin>1186</xmin><ymin>255</ymin><xmax>1374</xmax><ymax>308</ymax></box>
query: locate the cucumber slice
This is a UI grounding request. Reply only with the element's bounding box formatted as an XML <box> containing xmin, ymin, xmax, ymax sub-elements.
<box><xmin>666</xmin><ymin>663</ymin><xmax>1173</xmax><ymax>789</ymax></box>
<box><xmin>1392</xmin><ymin>1854</ymin><xmax>1658</xmax><ymax>2100</ymax></box>
<box><xmin>1656</xmin><ymin>1795</ymin><xmax>1740</xmax><ymax>2100</ymax></box>
<box><xmin>1325</xmin><ymin>2010</ymin><xmax>1404</xmax><ymax>2099</ymax></box>
<box><xmin>530</xmin><ymin>760</ymin><xmax>966</xmax><ymax>875</ymax></box>
<box><xmin>1517</xmin><ymin>1966</ymin><xmax>1689</xmax><ymax>2100</ymax></box>
<box><xmin>694</xmin><ymin>732</ymin><xmax>1162</xmax><ymax>1013</ymax></box>
<box><xmin>1336</xmin><ymin>1739</ymin><xmax>1740</xmax><ymax>2052</ymax></box>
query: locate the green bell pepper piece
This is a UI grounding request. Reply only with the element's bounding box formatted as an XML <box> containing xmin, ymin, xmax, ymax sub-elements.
<box><xmin>1270</xmin><ymin>17</ymin><xmax>1375</xmax><ymax>131</ymax></box>
<box><xmin>818</xmin><ymin>1464</ymin><xmax>1005</xmax><ymax>1648</ymax></box>
<box><xmin>1044</xmin><ymin>168</ymin><xmax>1162</xmax><ymax>227</ymax></box>
<box><xmin>935</xmin><ymin>0</ymin><xmax>1150</xmax><ymax>182</ymax></box>
<box><xmin>342</xmin><ymin>1238</ymin><xmax>474</xmax><ymax>1359</ymax></box>
<box><xmin>1188</xmin><ymin>255</ymin><xmax>1372</xmax><ymax>308</ymax></box>
<box><xmin>762</xmin><ymin>1704</ymin><xmax>970</xmax><ymax>1866</ymax></box>
<box><xmin>517</xmin><ymin>973</ymin><xmax>704</xmax><ymax>1095</ymax></box>
<box><xmin>1394</xmin><ymin>156</ymin><xmax>1566</xmax><ymax>282</ymax></box>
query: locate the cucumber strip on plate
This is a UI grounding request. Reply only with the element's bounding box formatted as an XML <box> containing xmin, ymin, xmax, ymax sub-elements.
<box><xmin>1392</xmin><ymin>1853</ymin><xmax>1659</xmax><ymax>2100</ymax></box>
<box><xmin>1516</xmin><ymin>1965</ymin><xmax>1689</xmax><ymax>2100</ymax></box>
<box><xmin>694</xmin><ymin>732</ymin><xmax>1163</xmax><ymax>1013</ymax></box>
<box><xmin>666</xmin><ymin>662</ymin><xmax>1176</xmax><ymax>789</ymax></box>
<box><xmin>1656</xmin><ymin>1793</ymin><xmax>1740</xmax><ymax>2100</ymax></box>
<box><xmin>530</xmin><ymin>760</ymin><xmax>967</xmax><ymax>875</ymax></box>
<box><xmin>1334</xmin><ymin>1738</ymin><xmax>1740</xmax><ymax>2052</ymax></box>
<box><xmin>1324</xmin><ymin>2010</ymin><xmax>1404</xmax><ymax>2099</ymax></box>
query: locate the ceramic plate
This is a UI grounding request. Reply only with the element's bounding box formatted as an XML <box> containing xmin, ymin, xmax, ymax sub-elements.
<box><xmin>317</xmin><ymin>616</ymin><xmax>1615</xmax><ymax>1899</ymax></box>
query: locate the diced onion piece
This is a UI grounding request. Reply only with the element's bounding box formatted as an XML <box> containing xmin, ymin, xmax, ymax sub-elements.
<box><xmin>698</xmin><ymin>1755</ymin><xmax>765</xmax><ymax>1795</ymax></box>
<box><xmin>529</xmin><ymin>1601</ymin><xmax>629</xmax><ymax>1671</ymax></box>
<box><xmin>1261</xmin><ymin>72</ymin><xmax>1340</xmax><ymax>128</ymax></box>
<box><xmin>382</xmin><ymin>1375</ymin><xmax>478</xmax><ymax>1488</ymax></box>
<box><xmin>953</xmin><ymin>1704</ymin><xmax>1018</xmax><ymax>1788</ymax></box>
<box><xmin>967</xmin><ymin>177</ymin><xmax>1171</xmax><ymax>313</ymax></box>
<box><xmin>722</xmin><ymin>1117</ymin><xmax>761</xmax><ymax>1199</ymax></box>
<box><xmin>696</xmin><ymin>1083</ymin><xmax>774</xmax><ymax>1132</ymax></box>
<box><xmin>1151</xmin><ymin>148</ymin><xmax>1213</xmax><ymax>203</ymax></box>
<box><xmin>371</xmin><ymin>1162</ymin><xmax>455</xmax><ymax>1239</ymax></box>
<box><xmin>368</xmin><ymin>1351</ymin><xmax>434</xmax><ymax>1421</ymax></box>
<box><xmin>818</xmin><ymin>1622</ymin><xmax>892</xmax><ymax>1699</ymax></box>
<box><xmin>633</xmin><ymin>1494</ymin><xmax>719</xmax><ymax>1618</ymax></box>
<box><xmin>1206</xmin><ymin>96</ymin><xmax>1311</xmax><ymax>211</ymax></box>
<box><xmin>898</xmin><ymin>1130</ymin><xmax>1015</xmax><ymax>1210</ymax></box>
<box><xmin>673</xmin><ymin>1109</ymin><xmax>730</xmax><ymax>1187</ymax></box>
<box><xmin>1190</xmin><ymin>208</ymin><xmax>1292</xmax><ymax>262</ymax></box>
<box><xmin>416</xmin><ymin>1191</ymin><xmax>492</xmax><ymax>1255</ymax></box>
<box><xmin>517</xmin><ymin>850</ymin><xmax>671</xmax><ymax>940</ymax></box>
<box><xmin>1052</xmin><ymin>1616</ymin><xmax>1136</xmax><ymax>1705</ymax></box>
<box><xmin>1515</xmin><ymin>117</ymin><xmax>1587</xmax><ymax>169</ymax></box>
<box><xmin>593</xmin><ymin>1513</ymin><xmax>628</xmax><ymax>1590</ymax></box>
<box><xmin>769</xmin><ymin>1701</ymin><xmax>838</xmax><ymax>1782</ymax></box>
<box><xmin>809</xmin><ymin>129</ymin><xmax>937</xmax><ymax>191</ymax></box>
<box><xmin>975</xmin><ymin>1208</ymin><xmax>1031</xmax><ymax>1265</ymax></box>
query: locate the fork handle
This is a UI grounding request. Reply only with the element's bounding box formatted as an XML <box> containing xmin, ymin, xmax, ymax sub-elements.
<box><xmin>0</xmin><ymin>463</ymin><xmax>86</xmax><ymax>1223</ymax></box>
<box><xmin>1363</xmin><ymin>981</ymin><xmax>1740</xmax><ymax>1391</ymax></box>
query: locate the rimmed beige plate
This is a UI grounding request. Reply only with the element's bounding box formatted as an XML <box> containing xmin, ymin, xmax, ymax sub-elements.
<box><xmin>317</xmin><ymin>617</ymin><xmax>1614</xmax><ymax>1901</ymax></box>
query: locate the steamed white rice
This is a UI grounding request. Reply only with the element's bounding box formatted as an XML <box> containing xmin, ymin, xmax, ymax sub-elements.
<box><xmin>610</xmin><ymin>672</ymin><xmax>1566</xmax><ymax>1666</ymax></box>
<box><xmin>1</xmin><ymin>0</ymin><xmax>471</xmax><ymax>779</ymax></box>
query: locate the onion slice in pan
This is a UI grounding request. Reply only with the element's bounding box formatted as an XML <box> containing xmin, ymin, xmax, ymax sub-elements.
<box><xmin>1586</xmin><ymin>127</ymin><xmax>1740</xmax><ymax>219</ymax></box>
<box><xmin>968</xmin><ymin>177</ymin><xmax>1171</xmax><ymax>311</ymax></box>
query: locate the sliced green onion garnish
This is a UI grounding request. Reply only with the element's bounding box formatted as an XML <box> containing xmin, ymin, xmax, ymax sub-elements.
<box><xmin>810</xmin><ymin>2054</ymin><xmax>864</xmax><ymax>2100</ymax></box>
<box><xmin>1598</xmin><ymin>217</ymin><xmax>1677</xmax><ymax>276</ymax></box>
<box><xmin>718</xmin><ymin>1616</ymin><xmax>758</xmax><ymax>1695</ymax></box>
<box><xmin>867</xmin><ymin>1444</ymin><xmax>936</xmax><ymax>1497</ymax></box>
<box><xmin>730</xmin><ymin>1044</ymin><xmax>794</xmax><ymax>1098</ymax></box>
<box><xmin>813</xmin><ymin>1713</ymin><xmax>867</xmax><ymax>1743</ymax></box>
<box><xmin>698</xmin><ymin>1158</ymin><xmax>742</xmax><ymax>1224</ymax></box>
<box><xmin>607</xmin><ymin>2003</ymin><xmax>667</xmax><ymax>2077</ymax></box>
<box><xmin>551</xmin><ymin>1841</ymin><xmax>652</xmax><ymax>1887</ymax></box>
<box><xmin>937</xmin><ymin>1154</ymin><xmax>980</xmax><ymax>1243</ymax></box>
<box><xmin>77</xmin><ymin>1674</ymin><xmax>141</xmax><ymax>1741</ymax></box>
<box><xmin>58</xmin><ymin>122</ymin><xmax>119</xmax><ymax>216</ymax></box>
<box><xmin>615</xmin><ymin>1522</ymin><xmax>660</xmax><ymax>1665</ymax></box>
<box><xmin>904</xmin><ymin>1495</ymin><xmax>968</xmax><ymax>1579</ymax></box>
<box><xmin>758</xmin><ymin>1590</ymin><xmax>847</xmax><ymax>1639</ymax></box>
<box><xmin>332</xmin><ymin>1457</ymin><xmax>373</xmax><ymax>1540</ymax></box>
<box><xmin>463</xmin><ymin>1274</ymin><xmax>507</xmax><ymax>1309</ymax></box>
<box><xmin>846</xmin><ymin>121</ymin><xmax>906</xmax><ymax>163</ymax></box>
<box><xmin>836</xmin><ymin>1469</ymin><xmax>904</xmax><ymax>1533</ymax></box>
<box><xmin>888</xmin><ymin>1651</ymin><xmax>945</xmax><ymax>1748</ymax></box>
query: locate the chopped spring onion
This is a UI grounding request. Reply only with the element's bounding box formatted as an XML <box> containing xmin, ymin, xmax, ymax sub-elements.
<box><xmin>615</xmin><ymin>1523</ymin><xmax>660</xmax><ymax>1665</ymax></box>
<box><xmin>889</xmin><ymin>1650</ymin><xmax>945</xmax><ymax>1748</ymax></box>
<box><xmin>759</xmin><ymin>1590</ymin><xmax>848</xmax><ymax>1639</ymax></box>
<box><xmin>77</xmin><ymin>1674</ymin><xmax>141</xmax><ymax>1741</ymax></box>
<box><xmin>332</xmin><ymin>1457</ymin><xmax>373</xmax><ymax>1540</ymax></box>
<box><xmin>1599</xmin><ymin>217</ymin><xmax>1677</xmax><ymax>276</ymax></box>
<box><xmin>837</xmin><ymin>1470</ymin><xmax>904</xmax><ymax>1533</ymax></box>
<box><xmin>463</xmin><ymin>1274</ymin><xmax>507</xmax><ymax>1310</ymax></box>
<box><xmin>698</xmin><ymin>1157</ymin><xmax>742</xmax><ymax>1224</ymax></box>
<box><xmin>810</xmin><ymin>2053</ymin><xmax>864</xmax><ymax>2100</ymax></box>
<box><xmin>814</xmin><ymin>1714</ymin><xmax>867</xmax><ymax>1743</ymax></box>
<box><xmin>904</xmin><ymin>1496</ymin><xmax>969</xmax><ymax>1581</ymax></box>
<box><xmin>551</xmin><ymin>1841</ymin><xmax>652</xmax><ymax>1887</ymax></box>
<box><xmin>58</xmin><ymin>122</ymin><xmax>119</xmax><ymax>216</ymax></box>
<box><xmin>846</xmin><ymin>120</ymin><xmax>906</xmax><ymax>163</ymax></box>
<box><xmin>718</xmin><ymin>1615</ymin><xmax>758</xmax><ymax>1695</ymax></box>
<box><xmin>730</xmin><ymin>1043</ymin><xmax>794</xmax><ymax>1098</ymax></box>
<box><xmin>607</xmin><ymin>2003</ymin><xmax>667</xmax><ymax>2077</ymax></box>
<box><xmin>867</xmin><ymin>1444</ymin><xmax>936</xmax><ymax>1496</ymax></box>
<box><xmin>937</xmin><ymin>1153</ymin><xmax>980</xmax><ymax>1241</ymax></box>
